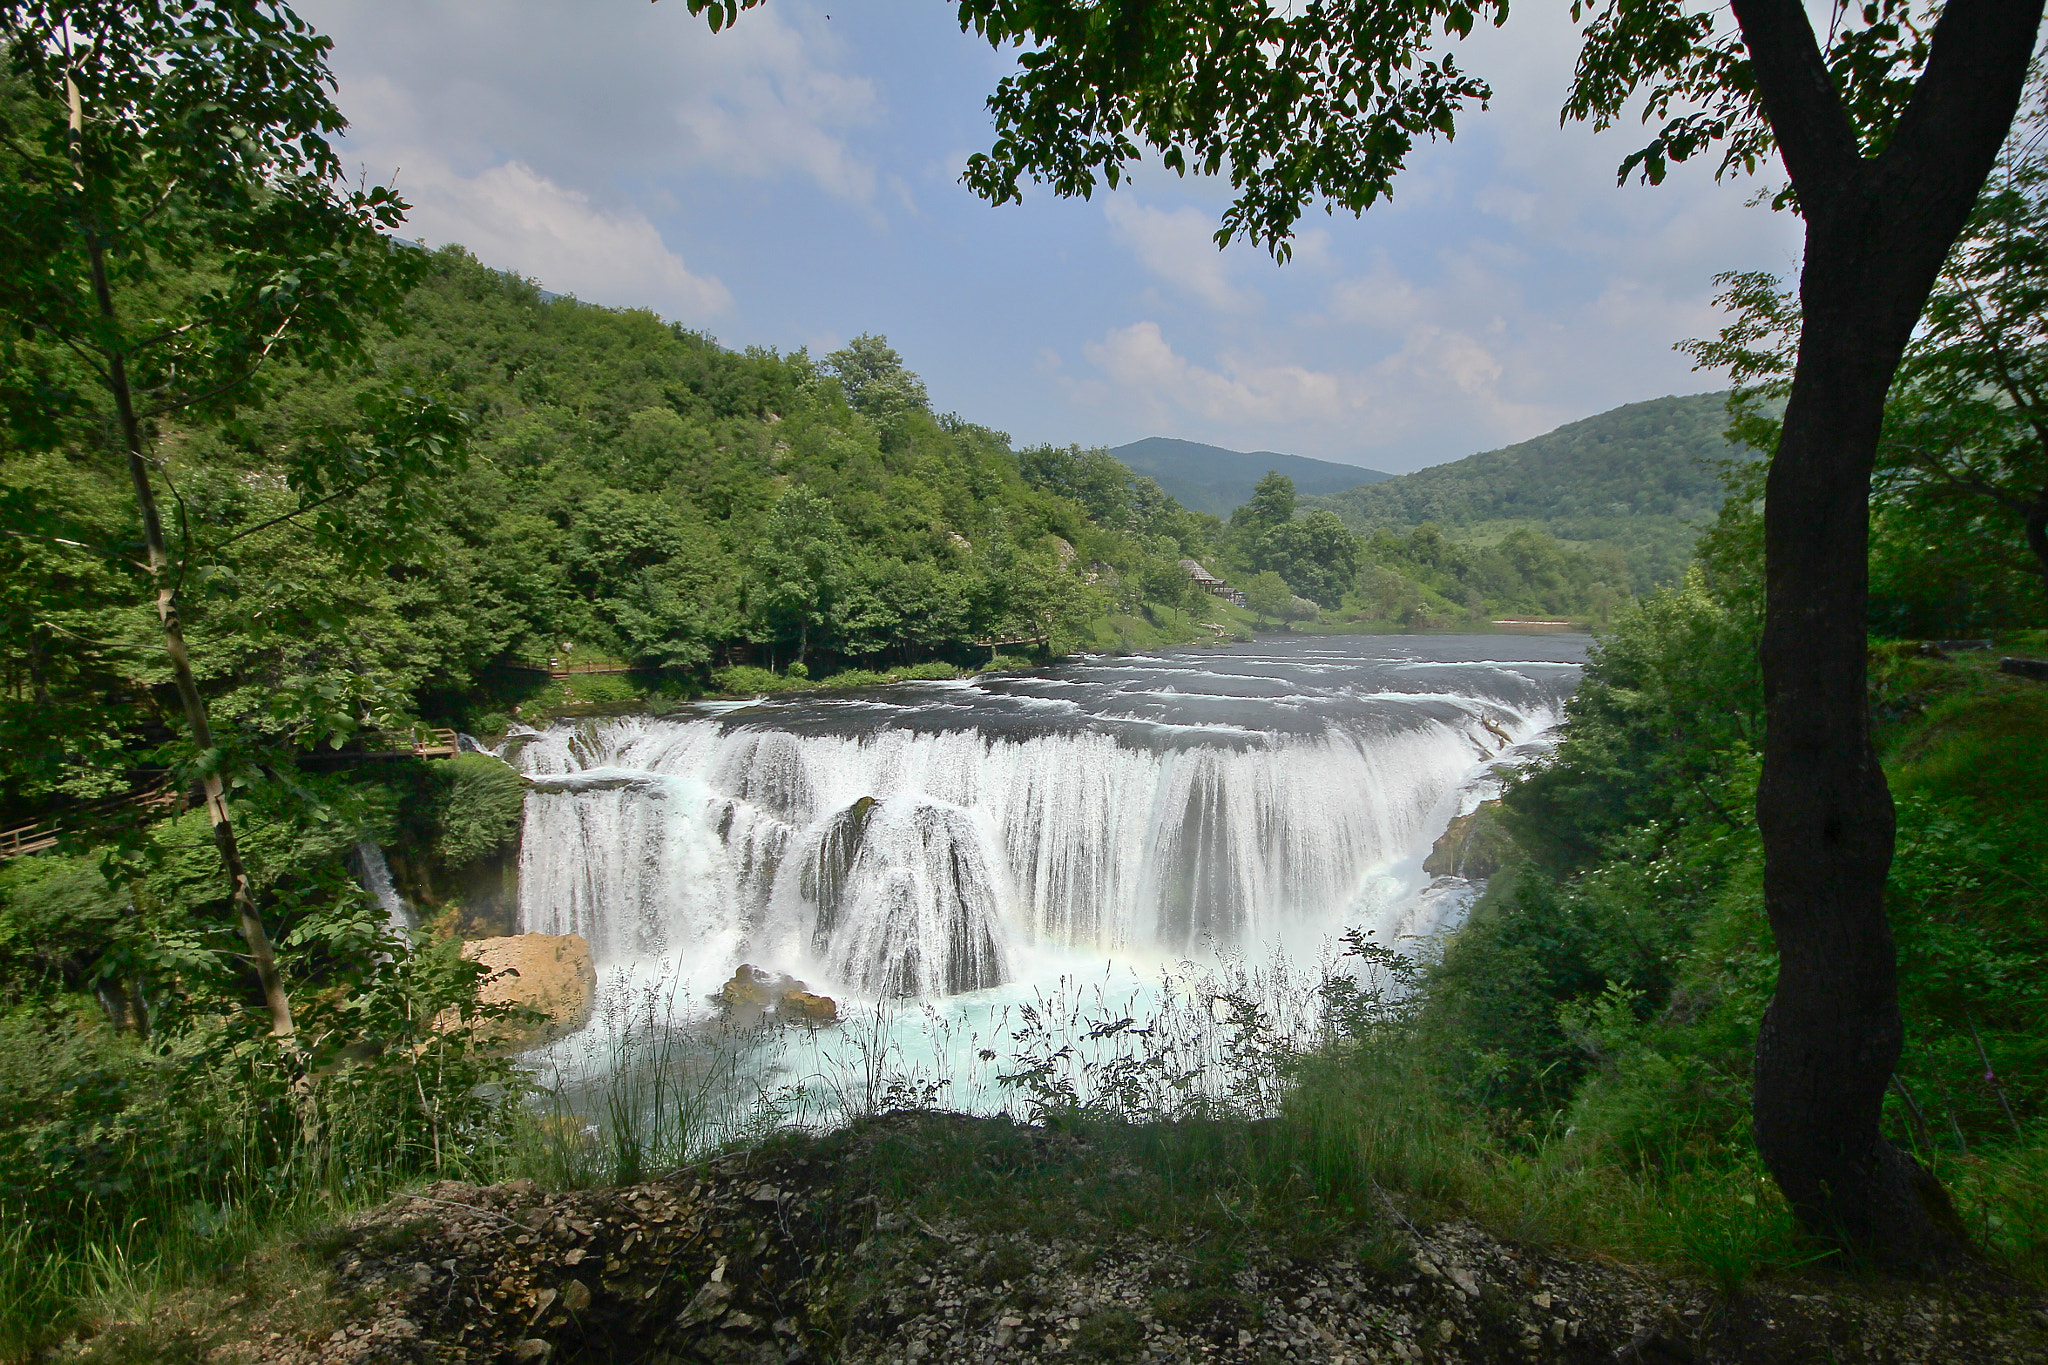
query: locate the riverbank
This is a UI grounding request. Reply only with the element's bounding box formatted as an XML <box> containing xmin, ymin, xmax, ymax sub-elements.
<box><xmin>51</xmin><ymin>1111</ymin><xmax>2048</xmax><ymax>1364</ymax></box>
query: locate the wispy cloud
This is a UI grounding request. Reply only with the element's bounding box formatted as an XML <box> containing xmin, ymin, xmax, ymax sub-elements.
<box><xmin>311</xmin><ymin>0</ymin><xmax>881</xmax><ymax>208</ymax></box>
<box><xmin>1075</xmin><ymin>317</ymin><xmax>1558</xmax><ymax>462</ymax></box>
<box><xmin>394</xmin><ymin>154</ymin><xmax>730</xmax><ymax>321</ymax></box>
<box><xmin>1104</xmin><ymin>200</ymin><xmax>1261</xmax><ymax>312</ymax></box>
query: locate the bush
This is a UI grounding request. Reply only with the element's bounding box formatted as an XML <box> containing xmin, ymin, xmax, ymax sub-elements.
<box><xmin>1502</xmin><ymin>569</ymin><xmax>1760</xmax><ymax>870</ymax></box>
<box><xmin>710</xmin><ymin>665</ymin><xmax>794</xmax><ymax>695</ymax></box>
<box><xmin>0</xmin><ymin>855</ymin><xmax>131</xmax><ymax>1005</ymax></box>
<box><xmin>437</xmin><ymin>752</ymin><xmax>526</xmax><ymax>866</ymax></box>
<box><xmin>0</xmin><ymin>936</ymin><xmax>530</xmax><ymax>1354</ymax></box>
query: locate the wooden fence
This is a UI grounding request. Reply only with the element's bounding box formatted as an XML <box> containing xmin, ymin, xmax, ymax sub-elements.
<box><xmin>0</xmin><ymin>786</ymin><xmax>176</xmax><ymax>862</ymax></box>
<box><xmin>0</xmin><ymin>730</ymin><xmax>461</xmax><ymax>860</ymax></box>
<box><xmin>496</xmin><ymin>660</ymin><xmax>638</xmax><ymax>678</ymax></box>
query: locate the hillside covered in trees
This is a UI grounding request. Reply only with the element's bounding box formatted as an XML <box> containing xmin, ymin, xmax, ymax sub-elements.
<box><xmin>2</xmin><ymin>246</ymin><xmax>1243</xmax><ymax>823</ymax></box>
<box><xmin>1106</xmin><ymin>434</ymin><xmax>1390</xmax><ymax>515</ymax></box>
<box><xmin>1309</xmin><ymin>392</ymin><xmax>1761</xmax><ymax>588</ymax></box>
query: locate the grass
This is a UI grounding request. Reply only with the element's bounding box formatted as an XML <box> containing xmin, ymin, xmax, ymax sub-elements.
<box><xmin>13</xmin><ymin>945</ymin><xmax>2042</xmax><ymax>1361</ymax></box>
<box><xmin>0</xmin><ymin>973</ymin><xmax>530</xmax><ymax>1360</ymax></box>
<box><xmin>481</xmin><ymin>953</ymin><xmax>1835</xmax><ymax>1295</ymax></box>
<box><xmin>707</xmin><ymin>661</ymin><xmax>966</xmax><ymax>697</ymax></box>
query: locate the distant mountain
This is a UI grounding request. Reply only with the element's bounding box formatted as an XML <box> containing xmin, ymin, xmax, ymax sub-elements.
<box><xmin>1108</xmin><ymin>436</ymin><xmax>1392</xmax><ymax>516</ymax></box>
<box><xmin>1304</xmin><ymin>392</ymin><xmax>1759</xmax><ymax>587</ymax></box>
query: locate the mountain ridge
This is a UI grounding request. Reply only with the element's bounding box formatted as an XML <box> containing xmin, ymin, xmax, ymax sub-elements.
<box><xmin>1302</xmin><ymin>390</ymin><xmax>1757</xmax><ymax>588</ymax></box>
<box><xmin>1107</xmin><ymin>435</ymin><xmax>1391</xmax><ymax>515</ymax></box>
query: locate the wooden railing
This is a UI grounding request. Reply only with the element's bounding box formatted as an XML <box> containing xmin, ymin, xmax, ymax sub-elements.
<box><xmin>1</xmin><ymin>731</ymin><xmax>463</xmax><ymax>861</ymax></box>
<box><xmin>0</xmin><ymin>785</ymin><xmax>177</xmax><ymax>862</ymax></box>
<box><xmin>0</xmin><ymin>822</ymin><xmax>59</xmax><ymax>859</ymax></box>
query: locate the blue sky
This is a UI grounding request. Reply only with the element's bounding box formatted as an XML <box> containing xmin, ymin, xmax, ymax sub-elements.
<box><xmin>297</xmin><ymin>0</ymin><xmax>1804</xmax><ymax>474</ymax></box>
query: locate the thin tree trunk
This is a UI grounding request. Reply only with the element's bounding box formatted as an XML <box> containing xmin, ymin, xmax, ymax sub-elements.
<box><xmin>2024</xmin><ymin>496</ymin><xmax>2048</xmax><ymax>598</ymax></box>
<box><xmin>1733</xmin><ymin>0</ymin><xmax>2040</xmax><ymax>1262</ymax></box>
<box><xmin>69</xmin><ymin>70</ymin><xmax>294</xmax><ymax>1038</ymax></box>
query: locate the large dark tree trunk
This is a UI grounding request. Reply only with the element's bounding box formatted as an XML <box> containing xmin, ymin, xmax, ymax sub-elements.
<box><xmin>1733</xmin><ymin>0</ymin><xmax>2041</xmax><ymax>1262</ymax></box>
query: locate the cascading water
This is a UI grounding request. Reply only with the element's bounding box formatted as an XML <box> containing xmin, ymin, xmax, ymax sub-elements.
<box><xmin>351</xmin><ymin>838</ymin><xmax>415</xmax><ymax>933</ymax></box>
<box><xmin>512</xmin><ymin>635</ymin><xmax>1584</xmax><ymax>1008</ymax></box>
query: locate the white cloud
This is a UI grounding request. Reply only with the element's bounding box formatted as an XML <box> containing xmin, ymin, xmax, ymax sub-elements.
<box><xmin>1104</xmin><ymin>200</ymin><xmax>1260</xmax><ymax>311</ymax></box>
<box><xmin>1326</xmin><ymin>256</ymin><xmax>1429</xmax><ymax>333</ymax></box>
<box><xmin>1084</xmin><ymin>322</ymin><xmax>1341</xmax><ymax>423</ymax></box>
<box><xmin>397</xmin><ymin>156</ymin><xmax>730</xmax><ymax>322</ymax></box>
<box><xmin>305</xmin><ymin>0</ymin><xmax>880</xmax><ymax>206</ymax></box>
<box><xmin>1075</xmin><ymin>317</ymin><xmax>1559</xmax><ymax>462</ymax></box>
<box><xmin>667</xmin><ymin>18</ymin><xmax>881</xmax><ymax>201</ymax></box>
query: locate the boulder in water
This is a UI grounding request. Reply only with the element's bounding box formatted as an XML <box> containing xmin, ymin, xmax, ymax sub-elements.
<box><xmin>1424</xmin><ymin>801</ymin><xmax>1515</xmax><ymax>880</ymax></box>
<box><xmin>780</xmin><ymin>989</ymin><xmax>838</xmax><ymax>1023</ymax></box>
<box><xmin>717</xmin><ymin>964</ymin><xmax>838</xmax><ymax>1026</ymax></box>
<box><xmin>719</xmin><ymin>963</ymin><xmax>786</xmax><ymax>1011</ymax></box>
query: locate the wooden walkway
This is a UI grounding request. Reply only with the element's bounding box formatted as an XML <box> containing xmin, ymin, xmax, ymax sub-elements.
<box><xmin>0</xmin><ymin>729</ymin><xmax>463</xmax><ymax>860</ymax></box>
<box><xmin>495</xmin><ymin>660</ymin><xmax>639</xmax><ymax>678</ymax></box>
<box><xmin>0</xmin><ymin>786</ymin><xmax>176</xmax><ymax>862</ymax></box>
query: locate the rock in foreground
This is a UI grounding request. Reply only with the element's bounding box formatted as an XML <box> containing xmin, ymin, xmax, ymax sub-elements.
<box><xmin>79</xmin><ymin>1113</ymin><xmax>2048</xmax><ymax>1365</ymax></box>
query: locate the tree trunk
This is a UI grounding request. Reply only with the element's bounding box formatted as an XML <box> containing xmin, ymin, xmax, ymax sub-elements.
<box><xmin>106</xmin><ymin>347</ymin><xmax>296</xmax><ymax>1038</ymax></box>
<box><xmin>1754</xmin><ymin>229</ymin><xmax>1960</xmax><ymax>1260</ymax></box>
<box><xmin>2024</xmin><ymin>495</ymin><xmax>2048</xmax><ymax>598</ymax></box>
<box><xmin>1734</xmin><ymin>0</ymin><xmax>2041</xmax><ymax>1263</ymax></box>
<box><xmin>64</xmin><ymin>61</ymin><xmax>294</xmax><ymax>1038</ymax></box>
<box><xmin>73</xmin><ymin>151</ymin><xmax>295</xmax><ymax>1037</ymax></box>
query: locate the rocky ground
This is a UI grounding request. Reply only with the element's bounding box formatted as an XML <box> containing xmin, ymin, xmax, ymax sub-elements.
<box><xmin>55</xmin><ymin>1114</ymin><xmax>2048</xmax><ymax>1365</ymax></box>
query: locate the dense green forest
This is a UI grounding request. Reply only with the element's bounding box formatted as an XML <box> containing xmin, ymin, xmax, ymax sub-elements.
<box><xmin>4</xmin><ymin>236</ymin><xmax>1657</xmax><ymax>837</ymax></box>
<box><xmin>1</xmin><ymin>247</ymin><xmax>1248</xmax><ymax>824</ymax></box>
<box><xmin>1309</xmin><ymin>392</ymin><xmax>1759</xmax><ymax>590</ymax></box>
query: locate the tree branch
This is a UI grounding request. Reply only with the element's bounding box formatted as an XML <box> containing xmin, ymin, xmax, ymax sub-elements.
<box><xmin>206</xmin><ymin>480</ymin><xmax>369</xmax><ymax>551</ymax></box>
<box><xmin>139</xmin><ymin>301</ymin><xmax>302</xmax><ymax>420</ymax></box>
<box><xmin>1727</xmin><ymin>0</ymin><xmax>1860</xmax><ymax>201</ymax></box>
<box><xmin>1880</xmin><ymin>0</ymin><xmax>2047</xmax><ymax>198</ymax></box>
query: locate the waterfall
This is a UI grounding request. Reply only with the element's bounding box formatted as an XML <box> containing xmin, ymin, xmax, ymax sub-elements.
<box><xmin>513</xmin><ymin>644</ymin><xmax>1574</xmax><ymax>1001</ymax></box>
<box><xmin>352</xmin><ymin>838</ymin><xmax>414</xmax><ymax>933</ymax></box>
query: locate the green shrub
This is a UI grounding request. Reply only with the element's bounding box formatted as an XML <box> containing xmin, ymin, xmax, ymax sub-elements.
<box><xmin>437</xmin><ymin>752</ymin><xmax>525</xmax><ymax>866</ymax></box>
<box><xmin>0</xmin><ymin>855</ymin><xmax>131</xmax><ymax>1004</ymax></box>
<box><xmin>710</xmin><ymin>665</ymin><xmax>793</xmax><ymax>695</ymax></box>
<box><xmin>1502</xmin><ymin>571</ymin><xmax>1760</xmax><ymax>870</ymax></box>
<box><xmin>555</xmin><ymin>672</ymin><xmax>642</xmax><ymax>705</ymax></box>
<box><xmin>817</xmin><ymin>668</ymin><xmax>893</xmax><ymax>689</ymax></box>
<box><xmin>0</xmin><ymin>937</ymin><xmax>530</xmax><ymax>1355</ymax></box>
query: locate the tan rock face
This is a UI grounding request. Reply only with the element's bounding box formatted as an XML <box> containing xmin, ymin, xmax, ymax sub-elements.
<box><xmin>780</xmin><ymin>990</ymin><xmax>838</xmax><ymax>1023</ymax></box>
<box><xmin>717</xmin><ymin>964</ymin><xmax>838</xmax><ymax>1025</ymax></box>
<box><xmin>460</xmin><ymin>933</ymin><xmax>597</xmax><ymax>1049</ymax></box>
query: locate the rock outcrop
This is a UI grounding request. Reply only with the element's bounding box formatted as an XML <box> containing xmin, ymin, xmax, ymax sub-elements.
<box><xmin>717</xmin><ymin>964</ymin><xmax>839</xmax><ymax>1026</ymax></box>
<box><xmin>1423</xmin><ymin>801</ymin><xmax>1515</xmax><ymax>880</ymax></box>
<box><xmin>78</xmin><ymin>1112</ymin><xmax>2048</xmax><ymax>1364</ymax></box>
<box><xmin>459</xmin><ymin>933</ymin><xmax>597</xmax><ymax>1049</ymax></box>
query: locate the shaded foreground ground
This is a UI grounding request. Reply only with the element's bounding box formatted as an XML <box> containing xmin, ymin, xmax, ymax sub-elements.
<box><xmin>53</xmin><ymin>1114</ymin><xmax>2048</xmax><ymax>1365</ymax></box>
